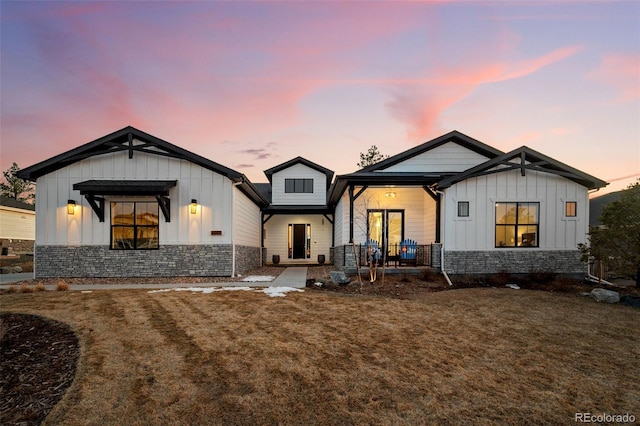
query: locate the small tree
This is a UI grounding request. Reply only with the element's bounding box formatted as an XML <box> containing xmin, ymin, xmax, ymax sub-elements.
<box><xmin>357</xmin><ymin>145</ymin><xmax>389</xmax><ymax>169</ymax></box>
<box><xmin>0</xmin><ymin>163</ymin><xmax>34</xmax><ymax>203</ymax></box>
<box><xmin>585</xmin><ymin>180</ymin><xmax>640</xmax><ymax>287</ymax></box>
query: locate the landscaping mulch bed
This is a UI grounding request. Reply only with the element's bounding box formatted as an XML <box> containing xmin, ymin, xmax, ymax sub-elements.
<box><xmin>0</xmin><ymin>313</ymin><xmax>80</xmax><ymax>426</ymax></box>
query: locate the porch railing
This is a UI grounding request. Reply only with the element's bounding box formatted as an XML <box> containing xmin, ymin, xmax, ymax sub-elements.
<box><xmin>355</xmin><ymin>243</ymin><xmax>433</xmax><ymax>267</ymax></box>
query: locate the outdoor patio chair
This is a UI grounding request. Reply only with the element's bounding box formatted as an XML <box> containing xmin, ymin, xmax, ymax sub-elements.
<box><xmin>399</xmin><ymin>239</ymin><xmax>417</xmax><ymax>266</ymax></box>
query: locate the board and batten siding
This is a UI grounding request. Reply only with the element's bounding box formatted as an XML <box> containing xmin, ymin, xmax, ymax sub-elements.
<box><xmin>0</xmin><ymin>206</ymin><xmax>35</xmax><ymax>240</ymax></box>
<box><xmin>34</xmin><ymin>148</ymin><xmax>237</xmax><ymax>246</ymax></box>
<box><xmin>264</xmin><ymin>214</ymin><xmax>332</xmax><ymax>262</ymax></box>
<box><xmin>443</xmin><ymin>169</ymin><xmax>589</xmax><ymax>251</ymax></box>
<box><xmin>382</xmin><ymin>142</ymin><xmax>490</xmax><ymax>173</ymax></box>
<box><xmin>271</xmin><ymin>163</ymin><xmax>327</xmax><ymax>205</ymax></box>
<box><xmin>333</xmin><ymin>187</ymin><xmax>437</xmax><ymax>246</ymax></box>
<box><xmin>233</xmin><ymin>187</ymin><xmax>261</xmax><ymax>247</ymax></box>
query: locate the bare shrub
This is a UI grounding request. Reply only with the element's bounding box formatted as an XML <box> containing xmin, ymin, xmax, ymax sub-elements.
<box><xmin>35</xmin><ymin>283</ymin><xmax>46</xmax><ymax>292</ymax></box>
<box><xmin>7</xmin><ymin>285</ymin><xmax>18</xmax><ymax>293</ymax></box>
<box><xmin>19</xmin><ymin>284</ymin><xmax>36</xmax><ymax>293</ymax></box>
<box><xmin>56</xmin><ymin>280</ymin><xmax>70</xmax><ymax>292</ymax></box>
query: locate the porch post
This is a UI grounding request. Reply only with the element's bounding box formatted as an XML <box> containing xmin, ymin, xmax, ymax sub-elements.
<box><xmin>349</xmin><ymin>185</ymin><xmax>354</xmax><ymax>243</ymax></box>
<box><xmin>435</xmin><ymin>193</ymin><xmax>441</xmax><ymax>243</ymax></box>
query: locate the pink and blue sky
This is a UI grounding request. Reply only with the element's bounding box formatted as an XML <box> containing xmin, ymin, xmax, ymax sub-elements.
<box><xmin>1</xmin><ymin>1</ymin><xmax>638</xmax><ymax>194</ymax></box>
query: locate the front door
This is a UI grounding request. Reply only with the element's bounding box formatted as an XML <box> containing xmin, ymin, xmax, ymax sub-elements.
<box><xmin>289</xmin><ymin>224</ymin><xmax>310</xmax><ymax>259</ymax></box>
<box><xmin>293</xmin><ymin>224</ymin><xmax>306</xmax><ymax>259</ymax></box>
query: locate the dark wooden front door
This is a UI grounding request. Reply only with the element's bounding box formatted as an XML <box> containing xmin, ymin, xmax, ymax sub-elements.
<box><xmin>292</xmin><ymin>224</ymin><xmax>306</xmax><ymax>259</ymax></box>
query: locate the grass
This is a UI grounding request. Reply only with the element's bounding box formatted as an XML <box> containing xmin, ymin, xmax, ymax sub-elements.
<box><xmin>2</xmin><ymin>288</ymin><xmax>639</xmax><ymax>425</ymax></box>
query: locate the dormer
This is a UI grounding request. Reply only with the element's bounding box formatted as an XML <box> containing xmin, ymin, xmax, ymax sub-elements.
<box><xmin>264</xmin><ymin>157</ymin><xmax>334</xmax><ymax>206</ymax></box>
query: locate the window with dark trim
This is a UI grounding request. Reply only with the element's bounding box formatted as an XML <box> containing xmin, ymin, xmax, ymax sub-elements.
<box><xmin>458</xmin><ymin>201</ymin><xmax>470</xmax><ymax>217</ymax></box>
<box><xmin>565</xmin><ymin>201</ymin><xmax>577</xmax><ymax>217</ymax></box>
<box><xmin>495</xmin><ymin>202</ymin><xmax>539</xmax><ymax>248</ymax></box>
<box><xmin>285</xmin><ymin>178</ymin><xmax>313</xmax><ymax>193</ymax></box>
<box><xmin>111</xmin><ymin>202</ymin><xmax>159</xmax><ymax>249</ymax></box>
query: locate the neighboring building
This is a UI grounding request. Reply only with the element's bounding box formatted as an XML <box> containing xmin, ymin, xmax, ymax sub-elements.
<box><xmin>18</xmin><ymin>127</ymin><xmax>607</xmax><ymax>278</ymax></box>
<box><xmin>0</xmin><ymin>196</ymin><xmax>35</xmax><ymax>254</ymax></box>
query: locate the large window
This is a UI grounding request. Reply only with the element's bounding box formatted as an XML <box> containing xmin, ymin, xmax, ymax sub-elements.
<box><xmin>367</xmin><ymin>210</ymin><xmax>404</xmax><ymax>255</ymax></box>
<box><xmin>285</xmin><ymin>178</ymin><xmax>313</xmax><ymax>193</ymax></box>
<box><xmin>495</xmin><ymin>202</ymin><xmax>539</xmax><ymax>248</ymax></box>
<box><xmin>111</xmin><ymin>202</ymin><xmax>159</xmax><ymax>249</ymax></box>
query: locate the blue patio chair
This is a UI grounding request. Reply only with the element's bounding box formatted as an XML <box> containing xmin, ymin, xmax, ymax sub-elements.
<box><xmin>399</xmin><ymin>239</ymin><xmax>417</xmax><ymax>266</ymax></box>
<box><xmin>364</xmin><ymin>239</ymin><xmax>382</xmax><ymax>265</ymax></box>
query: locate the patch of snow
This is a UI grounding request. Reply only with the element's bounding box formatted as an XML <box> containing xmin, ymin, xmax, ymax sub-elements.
<box><xmin>262</xmin><ymin>287</ymin><xmax>304</xmax><ymax>297</ymax></box>
<box><xmin>242</xmin><ymin>275</ymin><xmax>275</xmax><ymax>282</ymax></box>
<box><xmin>505</xmin><ymin>284</ymin><xmax>520</xmax><ymax>290</ymax></box>
<box><xmin>148</xmin><ymin>286</ymin><xmax>303</xmax><ymax>297</ymax></box>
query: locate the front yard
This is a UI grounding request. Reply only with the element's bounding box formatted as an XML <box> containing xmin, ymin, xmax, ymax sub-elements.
<box><xmin>1</xmin><ymin>285</ymin><xmax>639</xmax><ymax>424</ymax></box>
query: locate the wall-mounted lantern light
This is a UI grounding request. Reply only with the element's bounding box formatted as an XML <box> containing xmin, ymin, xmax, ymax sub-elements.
<box><xmin>190</xmin><ymin>199</ymin><xmax>198</xmax><ymax>214</ymax></box>
<box><xmin>67</xmin><ymin>199</ymin><xmax>76</xmax><ymax>215</ymax></box>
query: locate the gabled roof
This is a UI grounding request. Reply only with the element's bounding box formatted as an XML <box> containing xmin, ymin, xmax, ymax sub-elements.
<box><xmin>263</xmin><ymin>156</ymin><xmax>334</xmax><ymax>188</ymax></box>
<box><xmin>15</xmin><ymin>126</ymin><xmax>268</xmax><ymax>207</ymax></box>
<box><xmin>358</xmin><ymin>130</ymin><xmax>504</xmax><ymax>172</ymax></box>
<box><xmin>17</xmin><ymin>126</ymin><xmax>244</xmax><ymax>181</ymax></box>
<box><xmin>0</xmin><ymin>196</ymin><xmax>35</xmax><ymax>211</ymax></box>
<box><xmin>436</xmin><ymin>146</ymin><xmax>608</xmax><ymax>190</ymax></box>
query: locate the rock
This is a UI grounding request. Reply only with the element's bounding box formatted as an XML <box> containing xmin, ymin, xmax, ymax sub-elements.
<box><xmin>13</xmin><ymin>266</ymin><xmax>22</xmax><ymax>273</ymax></box>
<box><xmin>590</xmin><ymin>288</ymin><xmax>620</xmax><ymax>304</ymax></box>
<box><xmin>330</xmin><ymin>271</ymin><xmax>351</xmax><ymax>286</ymax></box>
<box><xmin>620</xmin><ymin>295</ymin><xmax>640</xmax><ymax>308</ymax></box>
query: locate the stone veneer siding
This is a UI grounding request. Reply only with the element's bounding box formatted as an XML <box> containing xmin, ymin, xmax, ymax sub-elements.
<box><xmin>1</xmin><ymin>238</ymin><xmax>34</xmax><ymax>254</ymax></box>
<box><xmin>444</xmin><ymin>249</ymin><xmax>585</xmax><ymax>276</ymax></box>
<box><xmin>35</xmin><ymin>244</ymin><xmax>260</xmax><ymax>278</ymax></box>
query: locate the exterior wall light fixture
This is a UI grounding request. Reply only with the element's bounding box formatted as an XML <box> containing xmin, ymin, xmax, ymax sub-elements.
<box><xmin>190</xmin><ymin>199</ymin><xmax>198</xmax><ymax>214</ymax></box>
<box><xmin>67</xmin><ymin>200</ymin><xmax>76</xmax><ymax>215</ymax></box>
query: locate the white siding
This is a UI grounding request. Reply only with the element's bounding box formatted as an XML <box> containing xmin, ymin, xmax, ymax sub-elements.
<box><xmin>271</xmin><ymin>164</ymin><xmax>327</xmax><ymax>205</ymax></box>
<box><xmin>34</xmin><ymin>146</ymin><xmax>238</xmax><ymax>245</ymax></box>
<box><xmin>383</xmin><ymin>142</ymin><xmax>490</xmax><ymax>172</ymax></box>
<box><xmin>264</xmin><ymin>214</ymin><xmax>332</xmax><ymax>263</ymax></box>
<box><xmin>233</xmin><ymin>187</ymin><xmax>261</xmax><ymax>247</ymax></box>
<box><xmin>333</xmin><ymin>187</ymin><xmax>437</xmax><ymax>246</ymax></box>
<box><xmin>443</xmin><ymin>169</ymin><xmax>589</xmax><ymax>250</ymax></box>
<box><xmin>0</xmin><ymin>207</ymin><xmax>35</xmax><ymax>240</ymax></box>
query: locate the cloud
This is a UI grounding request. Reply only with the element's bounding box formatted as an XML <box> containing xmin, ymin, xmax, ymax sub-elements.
<box><xmin>237</xmin><ymin>148</ymin><xmax>273</xmax><ymax>160</ymax></box>
<box><xmin>589</xmin><ymin>53</ymin><xmax>640</xmax><ymax>102</ymax></box>
<box><xmin>385</xmin><ymin>46</ymin><xmax>582</xmax><ymax>141</ymax></box>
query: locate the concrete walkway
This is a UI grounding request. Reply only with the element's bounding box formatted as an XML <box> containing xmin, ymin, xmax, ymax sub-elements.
<box><xmin>0</xmin><ymin>267</ymin><xmax>308</xmax><ymax>291</ymax></box>
<box><xmin>269</xmin><ymin>267</ymin><xmax>308</xmax><ymax>289</ymax></box>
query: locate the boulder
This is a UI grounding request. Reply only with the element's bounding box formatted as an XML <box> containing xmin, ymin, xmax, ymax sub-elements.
<box><xmin>590</xmin><ymin>288</ymin><xmax>620</xmax><ymax>304</ymax></box>
<box><xmin>330</xmin><ymin>271</ymin><xmax>351</xmax><ymax>286</ymax></box>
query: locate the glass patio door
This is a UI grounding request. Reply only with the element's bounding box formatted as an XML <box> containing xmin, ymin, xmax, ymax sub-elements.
<box><xmin>367</xmin><ymin>210</ymin><xmax>404</xmax><ymax>255</ymax></box>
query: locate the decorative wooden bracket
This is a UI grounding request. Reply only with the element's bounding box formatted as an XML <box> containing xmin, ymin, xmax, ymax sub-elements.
<box><xmin>155</xmin><ymin>195</ymin><xmax>171</xmax><ymax>222</ymax></box>
<box><xmin>84</xmin><ymin>195</ymin><xmax>105</xmax><ymax>222</ymax></box>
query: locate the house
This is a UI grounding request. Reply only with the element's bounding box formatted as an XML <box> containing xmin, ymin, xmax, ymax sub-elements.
<box><xmin>328</xmin><ymin>131</ymin><xmax>607</xmax><ymax>277</ymax></box>
<box><xmin>0</xmin><ymin>196</ymin><xmax>35</xmax><ymax>254</ymax></box>
<box><xmin>260</xmin><ymin>157</ymin><xmax>334</xmax><ymax>265</ymax></box>
<box><xmin>18</xmin><ymin>126</ymin><xmax>607</xmax><ymax>279</ymax></box>
<box><xmin>17</xmin><ymin>127</ymin><xmax>268</xmax><ymax>277</ymax></box>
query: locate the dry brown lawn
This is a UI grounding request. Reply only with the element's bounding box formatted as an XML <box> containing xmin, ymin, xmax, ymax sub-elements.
<box><xmin>2</xmin><ymin>287</ymin><xmax>639</xmax><ymax>425</ymax></box>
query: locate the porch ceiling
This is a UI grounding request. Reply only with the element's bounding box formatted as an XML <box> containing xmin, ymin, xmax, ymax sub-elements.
<box><xmin>328</xmin><ymin>172</ymin><xmax>453</xmax><ymax>205</ymax></box>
